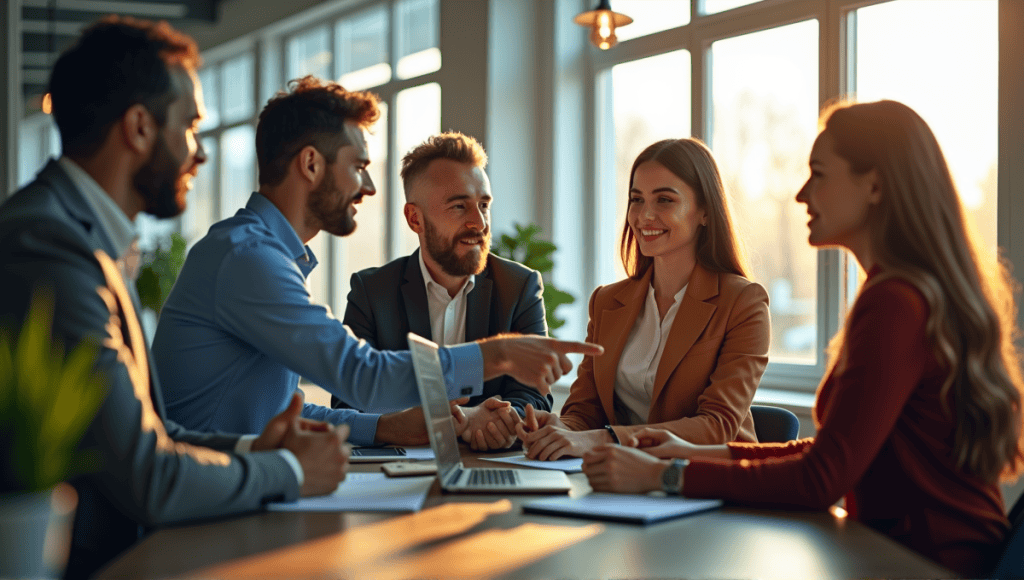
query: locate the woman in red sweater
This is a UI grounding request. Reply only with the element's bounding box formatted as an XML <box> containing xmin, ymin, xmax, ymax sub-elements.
<box><xmin>581</xmin><ymin>100</ymin><xmax>1024</xmax><ymax>577</ymax></box>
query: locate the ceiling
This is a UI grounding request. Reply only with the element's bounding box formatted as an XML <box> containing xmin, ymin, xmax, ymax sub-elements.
<box><xmin>18</xmin><ymin>0</ymin><xmax>219</xmax><ymax>114</ymax></box>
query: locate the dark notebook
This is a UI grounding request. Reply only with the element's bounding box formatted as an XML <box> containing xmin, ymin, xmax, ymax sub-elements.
<box><xmin>523</xmin><ymin>493</ymin><xmax>722</xmax><ymax>524</ymax></box>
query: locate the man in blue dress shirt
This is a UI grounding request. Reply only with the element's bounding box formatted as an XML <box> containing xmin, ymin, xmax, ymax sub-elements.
<box><xmin>153</xmin><ymin>77</ymin><xmax>601</xmax><ymax>444</ymax></box>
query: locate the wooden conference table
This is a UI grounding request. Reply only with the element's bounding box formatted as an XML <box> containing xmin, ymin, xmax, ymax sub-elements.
<box><xmin>98</xmin><ymin>450</ymin><xmax>954</xmax><ymax>579</ymax></box>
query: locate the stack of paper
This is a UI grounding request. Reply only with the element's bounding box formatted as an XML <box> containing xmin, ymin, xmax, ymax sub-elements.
<box><xmin>267</xmin><ymin>473</ymin><xmax>434</xmax><ymax>512</ymax></box>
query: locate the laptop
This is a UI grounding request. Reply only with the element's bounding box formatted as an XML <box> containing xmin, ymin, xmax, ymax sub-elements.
<box><xmin>408</xmin><ymin>332</ymin><xmax>572</xmax><ymax>494</ymax></box>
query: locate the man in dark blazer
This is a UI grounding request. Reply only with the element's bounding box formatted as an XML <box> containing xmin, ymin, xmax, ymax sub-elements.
<box><xmin>0</xmin><ymin>19</ymin><xmax>349</xmax><ymax>579</ymax></box>
<box><xmin>338</xmin><ymin>133</ymin><xmax>552</xmax><ymax>450</ymax></box>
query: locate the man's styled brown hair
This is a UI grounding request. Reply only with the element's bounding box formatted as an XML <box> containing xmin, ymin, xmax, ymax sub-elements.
<box><xmin>48</xmin><ymin>16</ymin><xmax>201</xmax><ymax>159</ymax></box>
<box><xmin>255</xmin><ymin>76</ymin><xmax>381</xmax><ymax>186</ymax></box>
<box><xmin>399</xmin><ymin>132</ymin><xmax>488</xmax><ymax>199</ymax></box>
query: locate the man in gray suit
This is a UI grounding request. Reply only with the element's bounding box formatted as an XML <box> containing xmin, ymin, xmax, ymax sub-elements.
<box><xmin>0</xmin><ymin>19</ymin><xmax>350</xmax><ymax>579</ymax></box>
<box><xmin>338</xmin><ymin>133</ymin><xmax>552</xmax><ymax>451</ymax></box>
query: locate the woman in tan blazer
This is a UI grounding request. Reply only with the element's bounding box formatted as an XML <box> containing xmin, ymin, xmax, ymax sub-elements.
<box><xmin>518</xmin><ymin>138</ymin><xmax>770</xmax><ymax>460</ymax></box>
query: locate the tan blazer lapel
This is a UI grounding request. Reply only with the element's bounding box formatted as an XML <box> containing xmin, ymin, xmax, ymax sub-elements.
<box><xmin>651</xmin><ymin>265</ymin><xmax>718</xmax><ymax>405</ymax></box>
<box><xmin>594</xmin><ymin>270</ymin><xmax>651</xmax><ymax>423</ymax></box>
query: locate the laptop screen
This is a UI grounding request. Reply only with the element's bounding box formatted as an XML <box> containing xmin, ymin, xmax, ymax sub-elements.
<box><xmin>407</xmin><ymin>333</ymin><xmax>463</xmax><ymax>481</ymax></box>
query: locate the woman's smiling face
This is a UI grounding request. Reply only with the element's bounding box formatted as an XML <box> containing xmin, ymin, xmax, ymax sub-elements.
<box><xmin>628</xmin><ymin>160</ymin><xmax>707</xmax><ymax>262</ymax></box>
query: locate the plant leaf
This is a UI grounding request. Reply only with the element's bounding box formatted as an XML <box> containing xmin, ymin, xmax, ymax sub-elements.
<box><xmin>2</xmin><ymin>291</ymin><xmax>108</xmax><ymax>492</ymax></box>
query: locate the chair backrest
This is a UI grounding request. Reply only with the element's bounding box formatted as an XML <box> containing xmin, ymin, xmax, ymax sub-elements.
<box><xmin>991</xmin><ymin>492</ymin><xmax>1024</xmax><ymax>578</ymax></box>
<box><xmin>750</xmin><ymin>405</ymin><xmax>800</xmax><ymax>443</ymax></box>
<box><xmin>1009</xmin><ymin>490</ymin><xmax>1024</xmax><ymax>528</ymax></box>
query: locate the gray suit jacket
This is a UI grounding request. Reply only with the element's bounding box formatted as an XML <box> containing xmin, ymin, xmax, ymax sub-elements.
<box><xmin>337</xmin><ymin>249</ymin><xmax>552</xmax><ymax>416</ymax></box>
<box><xmin>0</xmin><ymin>160</ymin><xmax>300</xmax><ymax>579</ymax></box>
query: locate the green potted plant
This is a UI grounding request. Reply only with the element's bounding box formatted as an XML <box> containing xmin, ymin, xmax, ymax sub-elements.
<box><xmin>136</xmin><ymin>232</ymin><xmax>187</xmax><ymax>314</ymax></box>
<box><xmin>491</xmin><ymin>223</ymin><xmax>576</xmax><ymax>336</ymax></box>
<box><xmin>0</xmin><ymin>291</ymin><xmax>108</xmax><ymax>578</ymax></box>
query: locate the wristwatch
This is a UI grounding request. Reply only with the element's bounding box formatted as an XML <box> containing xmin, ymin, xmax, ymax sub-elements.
<box><xmin>660</xmin><ymin>459</ymin><xmax>690</xmax><ymax>495</ymax></box>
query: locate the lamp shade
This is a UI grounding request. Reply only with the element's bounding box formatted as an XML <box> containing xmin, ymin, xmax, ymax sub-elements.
<box><xmin>574</xmin><ymin>0</ymin><xmax>633</xmax><ymax>50</ymax></box>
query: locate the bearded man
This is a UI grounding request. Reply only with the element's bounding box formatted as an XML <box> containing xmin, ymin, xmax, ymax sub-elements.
<box><xmin>0</xmin><ymin>22</ymin><xmax>358</xmax><ymax>579</ymax></box>
<box><xmin>154</xmin><ymin>82</ymin><xmax>594</xmax><ymax>449</ymax></box>
<box><xmin>336</xmin><ymin>132</ymin><xmax>552</xmax><ymax>451</ymax></box>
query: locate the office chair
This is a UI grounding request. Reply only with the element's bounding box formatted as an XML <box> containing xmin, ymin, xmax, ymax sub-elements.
<box><xmin>750</xmin><ymin>405</ymin><xmax>800</xmax><ymax>443</ymax></box>
<box><xmin>990</xmin><ymin>492</ymin><xmax>1024</xmax><ymax>578</ymax></box>
<box><xmin>1009</xmin><ymin>490</ymin><xmax>1024</xmax><ymax>528</ymax></box>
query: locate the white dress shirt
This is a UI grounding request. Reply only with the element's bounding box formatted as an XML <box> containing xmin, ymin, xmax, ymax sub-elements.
<box><xmin>59</xmin><ymin>157</ymin><xmax>136</xmax><ymax>266</ymax></box>
<box><xmin>614</xmin><ymin>283</ymin><xmax>688</xmax><ymax>425</ymax></box>
<box><xmin>59</xmin><ymin>157</ymin><xmax>304</xmax><ymax>485</ymax></box>
<box><xmin>418</xmin><ymin>250</ymin><xmax>475</xmax><ymax>347</ymax></box>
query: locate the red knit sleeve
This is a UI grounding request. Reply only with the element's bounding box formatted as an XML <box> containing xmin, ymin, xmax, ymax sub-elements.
<box><xmin>727</xmin><ymin>438</ymin><xmax>814</xmax><ymax>459</ymax></box>
<box><xmin>683</xmin><ymin>278</ymin><xmax>932</xmax><ymax>509</ymax></box>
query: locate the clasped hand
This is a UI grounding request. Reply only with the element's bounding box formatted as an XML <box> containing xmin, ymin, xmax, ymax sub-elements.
<box><xmin>581</xmin><ymin>427</ymin><xmax>701</xmax><ymax>493</ymax></box>
<box><xmin>452</xmin><ymin>396</ymin><xmax>522</xmax><ymax>450</ymax></box>
<box><xmin>252</xmin><ymin>391</ymin><xmax>352</xmax><ymax>497</ymax></box>
<box><xmin>374</xmin><ymin>398</ymin><xmax>468</xmax><ymax>446</ymax></box>
<box><xmin>515</xmin><ymin>404</ymin><xmax>611</xmax><ymax>461</ymax></box>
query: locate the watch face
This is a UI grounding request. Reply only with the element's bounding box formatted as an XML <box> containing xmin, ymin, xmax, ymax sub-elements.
<box><xmin>662</xmin><ymin>462</ymin><xmax>681</xmax><ymax>492</ymax></box>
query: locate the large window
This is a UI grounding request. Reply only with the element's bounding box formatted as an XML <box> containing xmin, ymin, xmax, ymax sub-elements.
<box><xmin>593</xmin><ymin>0</ymin><xmax>1000</xmax><ymax>391</ymax></box>
<box><xmin>851</xmin><ymin>0</ymin><xmax>998</xmax><ymax>255</ymax></box>
<box><xmin>597</xmin><ymin>50</ymin><xmax>691</xmax><ymax>286</ymax></box>
<box><xmin>188</xmin><ymin>0</ymin><xmax>441</xmax><ymax>315</ymax></box>
<box><xmin>710</xmin><ymin>21</ymin><xmax>819</xmax><ymax>364</ymax></box>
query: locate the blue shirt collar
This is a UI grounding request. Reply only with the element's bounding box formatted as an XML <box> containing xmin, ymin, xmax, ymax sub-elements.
<box><xmin>245</xmin><ymin>192</ymin><xmax>318</xmax><ymax>275</ymax></box>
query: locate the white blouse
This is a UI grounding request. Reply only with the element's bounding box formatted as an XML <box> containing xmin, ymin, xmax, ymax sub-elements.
<box><xmin>613</xmin><ymin>283</ymin><xmax>687</xmax><ymax>425</ymax></box>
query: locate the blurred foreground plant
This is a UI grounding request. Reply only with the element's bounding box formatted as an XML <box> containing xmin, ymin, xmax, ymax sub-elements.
<box><xmin>0</xmin><ymin>291</ymin><xmax>107</xmax><ymax>493</ymax></box>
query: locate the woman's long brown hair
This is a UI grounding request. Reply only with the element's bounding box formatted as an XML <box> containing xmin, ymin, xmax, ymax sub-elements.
<box><xmin>824</xmin><ymin>100</ymin><xmax>1024</xmax><ymax>482</ymax></box>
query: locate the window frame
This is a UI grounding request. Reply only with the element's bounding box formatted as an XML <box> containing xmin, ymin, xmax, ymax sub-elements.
<box><xmin>191</xmin><ymin>0</ymin><xmax>442</xmax><ymax>314</ymax></box>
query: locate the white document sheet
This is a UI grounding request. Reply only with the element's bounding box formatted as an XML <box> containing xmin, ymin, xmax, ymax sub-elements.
<box><xmin>266</xmin><ymin>473</ymin><xmax>434</xmax><ymax>512</ymax></box>
<box><xmin>481</xmin><ymin>454</ymin><xmax>584</xmax><ymax>473</ymax></box>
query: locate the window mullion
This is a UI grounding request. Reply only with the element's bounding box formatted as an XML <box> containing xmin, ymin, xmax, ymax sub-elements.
<box><xmin>691</xmin><ymin>38</ymin><xmax>706</xmax><ymax>143</ymax></box>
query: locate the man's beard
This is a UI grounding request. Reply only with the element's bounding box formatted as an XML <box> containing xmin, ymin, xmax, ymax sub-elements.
<box><xmin>308</xmin><ymin>169</ymin><xmax>357</xmax><ymax>237</ymax></box>
<box><xmin>423</xmin><ymin>217</ymin><xmax>490</xmax><ymax>277</ymax></box>
<box><xmin>134</xmin><ymin>132</ymin><xmax>188</xmax><ymax>219</ymax></box>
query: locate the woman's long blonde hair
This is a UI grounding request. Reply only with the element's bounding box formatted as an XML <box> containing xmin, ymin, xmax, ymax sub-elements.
<box><xmin>620</xmin><ymin>138</ymin><xmax>749</xmax><ymax>279</ymax></box>
<box><xmin>824</xmin><ymin>100</ymin><xmax>1024</xmax><ymax>482</ymax></box>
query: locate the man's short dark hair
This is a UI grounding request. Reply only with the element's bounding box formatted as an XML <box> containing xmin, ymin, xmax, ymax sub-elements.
<box><xmin>400</xmin><ymin>132</ymin><xmax>488</xmax><ymax>200</ymax></box>
<box><xmin>255</xmin><ymin>76</ymin><xmax>381</xmax><ymax>187</ymax></box>
<box><xmin>48</xmin><ymin>16</ymin><xmax>201</xmax><ymax>159</ymax></box>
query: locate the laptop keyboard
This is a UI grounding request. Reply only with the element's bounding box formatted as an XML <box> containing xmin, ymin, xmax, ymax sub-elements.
<box><xmin>467</xmin><ymin>468</ymin><xmax>519</xmax><ymax>486</ymax></box>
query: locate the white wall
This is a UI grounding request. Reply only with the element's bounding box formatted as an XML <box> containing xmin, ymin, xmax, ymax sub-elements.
<box><xmin>3</xmin><ymin>0</ymin><xmax>21</xmax><ymax>198</ymax></box>
<box><xmin>485</xmin><ymin>0</ymin><xmax>539</xmax><ymax>238</ymax></box>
